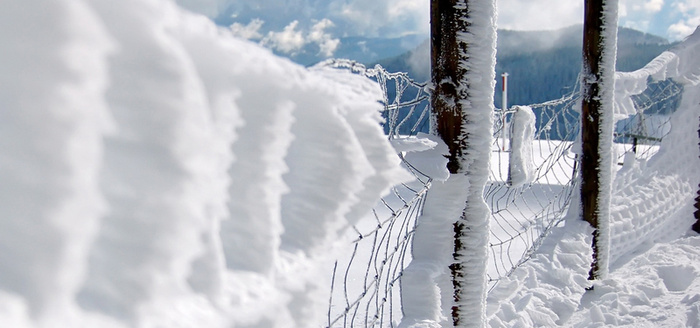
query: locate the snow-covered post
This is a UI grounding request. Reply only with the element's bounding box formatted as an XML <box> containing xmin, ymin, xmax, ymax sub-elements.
<box><xmin>693</xmin><ymin>118</ymin><xmax>700</xmax><ymax>233</ymax></box>
<box><xmin>501</xmin><ymin>73</ymin><xmax>509</xmax><ymax>151</ymax></box>
<box><xmin>579</xmin><ymin>0</ymin><xmax>618</xmax><ymax>280</ymax></box>
<box><xmin>431</xmin><ymin>0</ymin><xmax>497</xmax><ymax>326</ymax></box>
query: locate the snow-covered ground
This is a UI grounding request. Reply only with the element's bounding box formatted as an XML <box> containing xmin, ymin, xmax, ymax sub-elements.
<box><xmin>2</xmin><ymin>0</ymin><xmax>700</xmax><ymax>327</ymax></box>
<box><xmin>486</xmin><ymin>27</ymin><xmax>700</xmax><ymax>327</ymax></box>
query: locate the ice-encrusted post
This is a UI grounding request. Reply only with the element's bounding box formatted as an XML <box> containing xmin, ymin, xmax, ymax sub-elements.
<box><xmin>693</xmin><ymin>117</ymin><xmax>700</xmax><ymax>233</ymax></box>
<box><xmin>580</xmin><ymin>0</ymin><xmax>618</xmax><ymax>280</ymax></box>
<box><xmin>431</xmin><ymin>0</ymin><xmax>497</xmax><ymax>326</ymax></box>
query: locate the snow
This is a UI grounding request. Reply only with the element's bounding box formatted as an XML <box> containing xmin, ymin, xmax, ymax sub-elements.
<box><xmin>399</xmin><ymin>176</ymin><xmax>471</xmax><ymax>327</ymax></box>
<box><xmin>398</xmin><ymin>133</ymin><xmax>451</xmax><ymax>182</ymax></box>
<box><xmin>401</xmin><ymin>0</ymin><xmax>499</xmax><ymax>326</ymax></box>
<box><xmin>0</xmin><ymin>1</ymin><xmax>409</xmax><ymax>327</ymax></box>
<box><xmin>3</xmin><ymin>0</ymin><xmax>700</xmax><ymax>327</ymax></box>
<box><xmin>451</xmin><ymin>0</ymin><xmax>499</xmax><ymax>325</ymax></box>
<box><xmin>487</xmin><ymin>26</ymin><xmax>700</xmax><ymax>327</ymax></box>
<box><xmin>507</xmin><ymin>106</ymin><xmax>536</xmax><ymax>188</ymax></box>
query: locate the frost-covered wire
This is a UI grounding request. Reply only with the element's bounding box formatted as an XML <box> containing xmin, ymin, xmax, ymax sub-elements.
<box><xmin>486</xmin><ymin>88</ymin><xmax>581</xmax><ymax>291</ymax></box>
<box><xmin>321</xmin><ymin>60</ymin><xmax>433</xmax><ymax>327</ymax></box>
<box><xmin>485</xmin><ymin>72</ymin><xmax>683</xmax><ymax>292</ymax></box>
<box><xmin>322</xmin><ymin>57</ymin><xmax>683</xmax><ymax>325</ymax></box>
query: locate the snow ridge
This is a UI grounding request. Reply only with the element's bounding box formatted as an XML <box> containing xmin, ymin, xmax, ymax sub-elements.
<box><xmin>0</xmin><ymin>1</ymin><xmax>409</xmax><ymax>327</ymax></box>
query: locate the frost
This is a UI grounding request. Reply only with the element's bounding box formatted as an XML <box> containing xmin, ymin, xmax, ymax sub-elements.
<box><xmin>0</xmin><ymin>1</ymin><xmax>408</xmax><ymax>327</ymax></box>
<box><xmin>507</xmin><ymin>106</ymin><xmax>536</xmax><ymax>188</ymax></box>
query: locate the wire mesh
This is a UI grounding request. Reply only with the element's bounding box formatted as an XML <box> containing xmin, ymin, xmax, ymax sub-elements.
<box><xmin>485</xmin><ymin>73</ymin><xmax>684</xmax><ymax>291</ymax></box>
<box><xmin>613</xmin><ymin>77</ymin><xmax>683</xmax><ymax>162</ymax></box>
<box><xmin>320</xmin><ymin>58</ymin><xmax>683</xmax><ymax>325</ymax></box>
<box><xmin>486</xmin><ymin>88</ymin><xmax>581</xmax><ymax>291</ymax></box>
<box><xmin>317</xmin><ymin>60</ymin><xmax>432</xmax><ymax>327</ymax></box>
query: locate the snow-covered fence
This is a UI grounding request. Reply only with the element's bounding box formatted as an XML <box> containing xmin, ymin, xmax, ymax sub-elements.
<box><xmin>317</xmin><ymin>60</ymin><xmax>436</xmax><ymax>327</ymax></box>
<box><xmin>318</xmin><ymin>59</ymin><xmax>432</xmax><ymax>138</ymax></box>
<box><xmin>486</xmin><ymin>89</ymin><xmax>581</xmax><ymax>290</ymax></box>
<box><xmin>320</xmin><ymin>27</ymin><xmax>699</xmax><ymax>324</ymax></box>
<box><xmin>607</xmin><ymin>28</ymin><xmax>700</xmax><ymax>267</ymax></box>
<box><xmin>613</xmin><ymin>78</ymin><xmax>682</xmax><ymax>161</ymax></box>
<box><xmin>325</xmin><ymin>167</ymin><xmax>430</xmax><ymax>327</ymax></box>
<box><xmin>486</xmin><ymin>45</ymin><xmax>693</xmax><ymax>286</ymax></box>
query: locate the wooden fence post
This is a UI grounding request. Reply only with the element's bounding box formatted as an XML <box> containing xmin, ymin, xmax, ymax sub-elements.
<box><xmin>431</xmin><ymin>0</ymin><xmax>497</xmax><ymax>326</ymax></box>
<box><xmin>580</xmin><ymin>0</ymin><xmax>618</xmax><ymax>281</ymax></box>
<box><xmin>693</xmin><ymin>117</ymin><xmax>700</xmax><ymax>232</ymax></box>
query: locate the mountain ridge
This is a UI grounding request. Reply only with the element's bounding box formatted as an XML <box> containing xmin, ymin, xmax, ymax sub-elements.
<box><xmin>374</xmin><ymin>25</ymin><xmax>675</xmax><ymax>106</ymax></box>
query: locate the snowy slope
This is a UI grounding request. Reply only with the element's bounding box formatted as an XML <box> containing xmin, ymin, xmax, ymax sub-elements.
<box><xmin>0</xmin><ymin>1</ymin><xmax>410</xmax><ymax>327</ymax></box>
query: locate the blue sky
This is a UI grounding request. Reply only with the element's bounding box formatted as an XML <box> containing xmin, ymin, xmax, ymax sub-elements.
<box><xmin>176</xmin><ymin>0</ymin><xmax>699</xmax><ymax>53</ymax></box>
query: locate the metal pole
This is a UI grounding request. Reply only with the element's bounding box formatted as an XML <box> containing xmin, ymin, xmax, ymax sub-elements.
<box><xmin>502</xmin><ymin>72</ymin><xmax>509</xmax><ymax>151</ymax></box>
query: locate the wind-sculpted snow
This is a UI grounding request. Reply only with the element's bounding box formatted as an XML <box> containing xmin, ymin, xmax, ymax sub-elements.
<box><xmin>488</xmin><ymin>26</ymin><xmax>700</xmax><ymax>327</ymax></box>
<box><xmin>609</xmin><ymin>27</ymin><xmax>700</xmax><ymax>267</ymax></box>
<box><xmin>0</xmin><ymin>1</ymin><xmax>409</xmax><ymax>327</ymax></box>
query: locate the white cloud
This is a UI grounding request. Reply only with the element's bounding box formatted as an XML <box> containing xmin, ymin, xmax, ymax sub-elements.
<box><xmin>263</xmin><ymin>21</ymin><xmax>306</xmax><ymax>54</ymax></box>
<box><xmin>260</xmin><ymin>19</ymin><xmax>341</xmax><ymax>57</ymax></box>
<box><xmin>667</xmin><ymin>0</ymin><xmax>700</xmax><ymax>40</ymax></box>
<box><xmin>332</xmin><ymin>0</ymin><xmax>429</xmax><ymax>36</ymax></box>
<box><xmin>309</xmin><ymin>19</ymin><xmax>341</xmax><ymax>57</ymax></box>
<box><xmin>496</xmin><ymin>0</ymin><xmax>584</xmax><ymax>31</ymax></box>
<box><xmin>184</xmin><ymin>0</ymin><xmax>699</xmax><ymax>43</ymax></box>
<box><xmin>230</xmin><ymin>19</ymin><xmax>264</xmax><ymax>40</ymax></box>
<box><xmin>644</xmin><ymin>0</ymin><xmax>665</xmax><ymax>13</ymax></box>
<box><xmin>668</xmin><ymin>21</ymin><xmax>695</xmax><ymax>38</ymax></box>
<box><xmin>620</xmin><ymin>3</ymin><xmax>629</xmax><ymax>17</ymax></box>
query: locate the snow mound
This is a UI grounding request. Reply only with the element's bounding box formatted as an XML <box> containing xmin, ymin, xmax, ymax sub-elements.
<box><xmin>487</xmin><ymin>218</ymin><xmax>594</xmax><ymax>327</ymax></box>
<box><xmin>0</xmin><ymin>1</ymin><xmax>410</xmax><ymax>327</ymax></box>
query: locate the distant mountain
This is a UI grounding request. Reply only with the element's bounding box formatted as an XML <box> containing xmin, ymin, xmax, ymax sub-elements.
<box><xmin>374</xmin><ymin>25</ymin><xmax>674</xmax><ymax>107</ymax></box>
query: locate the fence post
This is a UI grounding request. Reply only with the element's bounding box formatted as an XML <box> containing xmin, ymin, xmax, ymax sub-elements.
<box><xmin>580</xmin><ymin>0</ymin><xmax>618</xmax><ymax>280</ymax></box>
<box><xmin>431</xmin><ymin>0</ymin><xmax>497</xmax><ymax>326</ymax></box>
<box><xmin>501</xmin><ymin>72</ymin><xmax>509</xmax><ymax>151</ymax></box>
<box><xmin>693</xmin><ymin>117</ymin><xmax>700</xmax><ymax>233</ymax></box>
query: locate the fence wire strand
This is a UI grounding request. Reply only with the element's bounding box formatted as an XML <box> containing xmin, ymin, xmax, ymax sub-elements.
<box><xmin>486</xmin><ymin>86</ymin><xmax>581</xmax><ymax>290</ymax></box>
<box><xmin>318</xmin><ymin>58</ymin><xmax>682</xmax><ymax>326</ymax></box>
<box><xmin>318</xmin><ymin>59</ymin><xmax>431</xmax><ymax>327</ymax></box>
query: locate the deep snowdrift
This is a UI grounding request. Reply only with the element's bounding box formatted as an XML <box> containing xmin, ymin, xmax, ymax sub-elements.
<box><xmin>0</xmin><ymin>1</ymin><xmax>410</xmax><ymax>327</ymax></box>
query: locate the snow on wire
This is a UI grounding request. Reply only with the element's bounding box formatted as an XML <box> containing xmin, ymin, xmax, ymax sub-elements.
<box><xmin>318</xmin><ymin>59</ymin><xmax>433</xmax><ymax>327</ymax></box>
<box><xmin>486</xmin><ymin>74</ymin><xmax>682</xmax><ymax>291</ymax></box>
<box><xmin>317</xmin><ymin>57</ymin><xmax>684</xmax><ymax>325</ymax></box>
<box><xmin>487</xmin><ymin>88</ymin><xmax>581</xmax><ymax>290</ymax></box>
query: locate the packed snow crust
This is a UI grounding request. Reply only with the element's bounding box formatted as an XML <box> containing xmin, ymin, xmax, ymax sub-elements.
<box><xmin>0</xmin><ymin>1</ymin><xmax>411</xmax><ymax>327</ymax></box>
